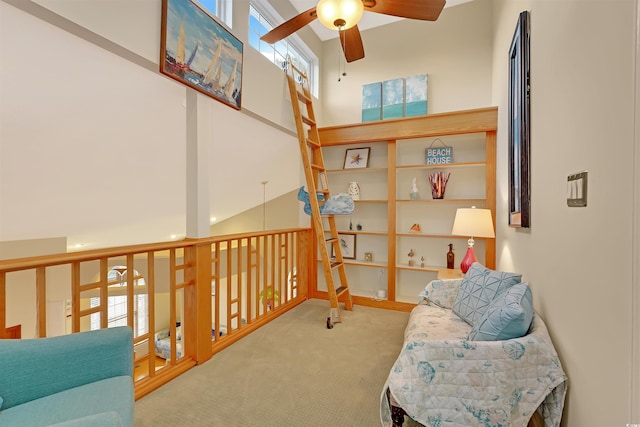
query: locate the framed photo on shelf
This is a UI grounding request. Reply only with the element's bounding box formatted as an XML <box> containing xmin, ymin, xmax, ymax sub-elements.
<box><xmin>343</xmin><ymin>147</ymin><xmax>370</xmax><ymax>169</ymax></box>
<box><xmin>331</xmin><ymin>233</ymin><xmax>356</xmax><ymax>260</ymax></box>
<box><xmin>160</xmin><ymin>0</ymin><xmax>243</xmax><ymax>110</ymax></box>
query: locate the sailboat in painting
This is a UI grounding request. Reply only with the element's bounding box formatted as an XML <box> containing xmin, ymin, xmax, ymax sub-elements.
<box><xmin>175</xmin><ymin>22</ymin><xmax>186</xmax><ymax>70</ymax></box>
<box><xmin>202</xmin><ymin>42</ymin><xmax>222</xmax><ymax>90</ymax></box>
<box><xmin>161</xmin><ymin>0</ymin><xmax>242</xmax><ymax>109</ymax></box>
<box><xmin>223</xmin><ymin>60</ymin><xmax>237</xmax><ymax>101</ymax></box>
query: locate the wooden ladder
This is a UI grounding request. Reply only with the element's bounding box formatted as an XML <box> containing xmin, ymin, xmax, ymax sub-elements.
<box><xmin>286</xmin><ymin>59</ymin><xmax>353</xmax><ymax>327</ymax></box>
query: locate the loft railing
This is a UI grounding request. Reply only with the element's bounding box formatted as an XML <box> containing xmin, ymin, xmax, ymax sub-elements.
<box><xmin>0</xmin><ymin>228</ymin><xmax>313</xmax><ymax>399</ymax></box>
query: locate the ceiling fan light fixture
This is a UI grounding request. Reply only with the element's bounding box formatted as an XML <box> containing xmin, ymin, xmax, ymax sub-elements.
<box><xmin>316</xmin><ymin>0</ymin><xmax>364</xmax><ymax>31</ymax></box>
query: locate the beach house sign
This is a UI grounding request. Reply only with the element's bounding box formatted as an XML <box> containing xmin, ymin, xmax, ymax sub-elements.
<box><xmin>425</xmin><ymin>139</ymin><xmax>453</xmax><ymax>165</ymax></box>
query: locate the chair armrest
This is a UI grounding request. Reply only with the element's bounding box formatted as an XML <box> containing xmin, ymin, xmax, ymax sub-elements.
<box><xmin>0</xmin><ymin>326</ymin><xmax>133</xmax><ymax>410</ymax></box>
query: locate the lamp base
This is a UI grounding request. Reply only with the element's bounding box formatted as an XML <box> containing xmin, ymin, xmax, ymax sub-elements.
<box><xmin>460</xmin><ymin>246</ymin><xmax>478</xmax><ymax>274</ymax></box>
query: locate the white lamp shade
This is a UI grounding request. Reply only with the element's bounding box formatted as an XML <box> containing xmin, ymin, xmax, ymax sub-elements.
<box><xmin>316</xmin><ymin>0</ymin><xmax>364</xmax><ymax>30</ymax></box>
<box><xmin>451</xmin><ymin>207</ymin><xmax>495</xmax><ymax>238</ymax></box>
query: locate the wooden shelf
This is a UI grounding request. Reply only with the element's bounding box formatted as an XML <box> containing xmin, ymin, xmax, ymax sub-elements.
<box><xmin>396</xmin><ymin>233</ymin><xmax>482</xmax><ymax>239</ymax></box>
<box><xmin>326</xmin><ymin>167</ymin><xmax>387</xmax><ymax>173</ymax></box>
<box><xmin>331</xmin><ymin>230</ymin><xmax>388</xmax><ymax>236</ymax></box>
<box><xmin>314</xmin><ymin>108</ymin><xmax>497</xmax><ymax>310</ymax></box>
<box><xmin>318</xmin><ymin>259</ymin><xmax>387</xmax><ymax>268</ymax></box>
<box><xmin>396</xmin><ymin>198</ymin><xmax>485</xmax><ymax>203</ymax></box>
<box><xmin>396</xmin><ymin>161</ymin><xmax>485</xmax><ymax>170</ymax></box>
<box><xmin>396</xmin><ymin>264</ymin><xmax>444</xmax><ymax>272</ymax></box>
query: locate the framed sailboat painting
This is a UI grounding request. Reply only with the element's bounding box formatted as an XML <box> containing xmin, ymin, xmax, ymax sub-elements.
<box><xmin>160</xmin><ymin>0</ymin><xmax>243</xmax><ymax>110</ymax></box>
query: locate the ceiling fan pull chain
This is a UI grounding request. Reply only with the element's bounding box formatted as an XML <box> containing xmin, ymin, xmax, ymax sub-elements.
<box><xmin>338</xmin><ymin>28</ymin><xmax>347</xmax><ymax>82</ymax></box>
<box><xmin>337</xmin><ymin>34</ymin><xmax>343</xmax><ymax>82</ymax></box>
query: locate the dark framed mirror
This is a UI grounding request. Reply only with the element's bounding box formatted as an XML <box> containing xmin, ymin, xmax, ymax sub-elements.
<box><xmin>508</xmin><ymin>11</ymin><xmax>531</xmax><ymax>228</ymax></box>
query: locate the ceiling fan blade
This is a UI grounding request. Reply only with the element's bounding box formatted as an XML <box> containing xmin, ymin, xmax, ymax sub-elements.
<box><xmin>260</xmin><ymin>7</ymin><xmax>317</xmax><ymax>44</ymax></box>
<box><xmin>363</xmin><ymin>0</ymin><xmax>446</xmax><ymax>21</ymax></box>
<box><xmin>340</xmin><ymin>25</ymin><xmax>365</xmax><ymax>63</ymax></box>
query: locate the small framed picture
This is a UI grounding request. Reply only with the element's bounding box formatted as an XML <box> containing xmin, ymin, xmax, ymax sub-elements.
<box><xmin>343</xmin><ymin>147</ymin><xmax>370</xmax><ymax>169</ymax></box>
<box><xmin>331</xmin><ymin>233</ymin><xmax>356</xmax><ymax>260</ymax></box>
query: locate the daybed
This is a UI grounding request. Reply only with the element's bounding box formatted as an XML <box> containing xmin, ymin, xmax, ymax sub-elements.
<box><xmin>154</xmin><ymin>323</ymin><xmax>235</xmax><ymax>360</ymax></box>
<box><xmin>380</xmin><ymin>263</ymin><xmax>568</xmax><ymax>427</ymax></box>
<box><xmin>154</xmin><ymin>326</ymin><xmax>184</xmax><ymax>360</ymax></box>
<box><xmin>0</xmin><ymin>326</ymin><xmax>134</xmax><ymax>426</ymax></box>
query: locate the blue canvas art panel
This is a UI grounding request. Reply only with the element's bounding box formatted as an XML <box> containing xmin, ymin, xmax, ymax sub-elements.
<box><xmin>405</xmin><ymin>74</ymin><xmax>428</xmax><ymax>117</ymax></box>
<box><xmin>382</xmin><ymin>78</ymin><xmax>405</xmax><ymax>119</ymax></box>
<box><xmin>362</xmin><ymin>82</ymin><xmax>382</xmax><ymax>122</ymax></box>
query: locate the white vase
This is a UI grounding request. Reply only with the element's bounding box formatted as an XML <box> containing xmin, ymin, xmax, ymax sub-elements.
<box><xmin>347</xmin><ymin>181</ymin><xmax>360</xmax><ymax>200</ymax></box>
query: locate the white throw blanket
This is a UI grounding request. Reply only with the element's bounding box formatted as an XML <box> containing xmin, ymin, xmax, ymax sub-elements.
<box><xmin>380</xmin><ymin>303</ymin><xmax>567</xmax><ymax>426</ymax></box>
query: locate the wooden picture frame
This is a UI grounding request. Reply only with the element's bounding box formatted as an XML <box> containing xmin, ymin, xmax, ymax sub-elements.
<box><xmin>508</xmin><ymin>11</ymin><xmax>531</xmax><ymax>228</ymax></box>
<box><xmin>343</xmin><ymin>147</ymin><xmax>371</xmax><ymax>169</ymax></box>
<box><xmin>160</xmin><ymin>0</ymin><xmax>243</xmax><ymax>110</ymax></box>
<box><xmin>332</xmin><ymin>233</ymin><xmax>356</xmax><ymax>260</ymax></box>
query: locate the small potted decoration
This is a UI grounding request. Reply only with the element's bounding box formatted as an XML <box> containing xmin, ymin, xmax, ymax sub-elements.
<box><xmin>259</xmin><ymin>285</ymin><xmax>280</xmax><ymax>311</ymax></box>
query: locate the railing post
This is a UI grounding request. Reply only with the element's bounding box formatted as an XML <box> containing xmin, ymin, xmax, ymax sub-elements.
<box><xmin>184</xmin><ymin>242</ymin><xmax>213</xmax><ymax>364</ymax></box>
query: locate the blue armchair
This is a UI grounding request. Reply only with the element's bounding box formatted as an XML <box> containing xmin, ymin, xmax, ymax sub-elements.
<box><xmin>0</xmin><ymin>326</ymin><xmax>134</xmax><ymax>426</ymax></box>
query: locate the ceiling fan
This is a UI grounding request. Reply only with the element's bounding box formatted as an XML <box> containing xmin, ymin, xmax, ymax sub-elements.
<box><xmin>260</xmin><ymin>0</ymin><xmax>446</xmax><ymax>63</ymax></box>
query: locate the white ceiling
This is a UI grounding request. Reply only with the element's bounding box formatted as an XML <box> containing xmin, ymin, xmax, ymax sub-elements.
<box><xmin>288</xmin><ymin>0</ymin><xmax>475</xmax><ymax>41</ymax></box>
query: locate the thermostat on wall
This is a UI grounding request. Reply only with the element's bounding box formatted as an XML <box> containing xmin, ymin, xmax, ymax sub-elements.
<box><xmin>567</xmin><ymin>171</ymin><xmax>588</xmax><ymax>207</ymax></box>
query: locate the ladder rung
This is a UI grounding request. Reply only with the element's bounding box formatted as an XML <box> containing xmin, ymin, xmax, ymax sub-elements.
<box><xmin>326</xmin><ymin>237</ymin><xmax>338</xmax><ymax>243</ymax></box>
<box><xmin>311</xmin><ymin>163</ymin><xmax>324</xmax><ymax>171</ymax></box>
<box><xmin>336</xmin><ymin>286</ymin><xmax>349</xmax><ymax>296</ymax></box>
<box><xmin>330</xmin><ymin>261</ymin><xmax>342</xmax><ymax>269</ymax></box>
<box><xmin>289</xmin><ymin>61</ymin><xmax>307</xmax><ymax>79</ymax></box>
<box><xmin>307</xmin><ymin>138</ymin><xmax>321</xmax><ymax>148</ymax></box>
<box><xmin>301</xmin><ymin>116</ymin><xmax>315</xmax><ymax>126</ymax></box>
<box><xmin>297</xmin><ymin>89</ymin><xmax>311</xmax><ymax>103</ymax></box>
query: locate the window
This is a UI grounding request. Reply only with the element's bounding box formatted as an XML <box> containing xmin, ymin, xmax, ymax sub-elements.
<box><xmin>195</xmin><ymin>0</ymin><xmax>232</xmax><ymax>27</ymax></box>
<box><xmin>90</xmin><ymin>266</ymin><xmax>149</xmax><ymax>338</ymax></box>
<box><xmin>248</xmin><ymin>2</ymin><xmax>318</xmax><ymax>97</ymax></box>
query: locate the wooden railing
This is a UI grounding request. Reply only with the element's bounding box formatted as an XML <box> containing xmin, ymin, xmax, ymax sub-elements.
<box><xmin>0</xmin><ymin>228</ymin><xmax>313</xmax><ymax>399</ymax></box>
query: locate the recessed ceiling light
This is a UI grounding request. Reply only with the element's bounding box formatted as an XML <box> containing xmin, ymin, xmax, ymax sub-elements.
<box><xmin>210</xmin><ymin>217</ymin><xmax>217</xmax><ymax>223</ymax></box>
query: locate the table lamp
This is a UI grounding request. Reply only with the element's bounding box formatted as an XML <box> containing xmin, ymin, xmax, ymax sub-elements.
<box><xmin>451</xmin><ymin>206</ymin><xmax>495</xmax><ymax>273</ymax></box>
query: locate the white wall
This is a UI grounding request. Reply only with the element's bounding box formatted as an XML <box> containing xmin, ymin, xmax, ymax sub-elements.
<box><xmin>491</xmin><ymin>1</ymin><xmax>638</xmax><ymax>425</ymax></box>
<box><xmin>319</xmin><ymin>0</ymin><xmax>494</xmax><ymax>125</ymax></box>
<box><xmin>0</xmin><ymin>0</ymin><xmax>310</xmax><ymax>251</ymax></box>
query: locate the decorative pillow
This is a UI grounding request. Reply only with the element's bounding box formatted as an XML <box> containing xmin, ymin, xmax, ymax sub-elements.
<box><xmin>468</xmin><ymin>282</ymin><xmax>534</xmax><ymax>341</ymax></box>
<box><xmin>452</xmin><ymin>262</ymin><xmax>522</xmax><ymax>326</ymax></box>
<box><xmin>419</xmin><ymin>279</ymin><xmax>463</xmax><ymax>309</ymax></box>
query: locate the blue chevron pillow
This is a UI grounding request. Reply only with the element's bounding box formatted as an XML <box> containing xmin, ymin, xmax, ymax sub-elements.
<box><xmin>452</xmin><ymin>262</ymin><xmax>522</xmax><ymax>326</ymax></box>
<box><xmin>468</xmin><ymin>282</ymin><xmax>533</xmax><ymax>341</ymax></box>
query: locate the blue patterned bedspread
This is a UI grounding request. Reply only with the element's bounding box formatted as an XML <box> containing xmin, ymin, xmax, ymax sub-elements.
<box><xmin>380</xmin><ymin>302</ymin><xmax>567</xmax><ymax>426</ymax></box>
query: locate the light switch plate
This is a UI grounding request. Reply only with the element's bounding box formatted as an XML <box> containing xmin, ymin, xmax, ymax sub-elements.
<box><xmin>567</xmin><ymin>171</ymin><xmax>588</xmax><ymax>207</ymax></box>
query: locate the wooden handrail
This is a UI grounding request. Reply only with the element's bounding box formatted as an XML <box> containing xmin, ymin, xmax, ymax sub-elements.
<box><xmin>0</xmin><ymin>228</ymin><xmax>307</xmax><ymax>273</ymax></box>
<box><xmin>0</xmin><ymin>228</ymin><xmax>314</xmax><ymax>400</ymax></box>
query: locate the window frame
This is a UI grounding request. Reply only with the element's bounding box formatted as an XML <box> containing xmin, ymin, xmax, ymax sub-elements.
<box><xmin>249</xmin><ymin>1</ymin><xmax>319</xmax><ymax>97</ymax></box>
<box><xmin>90</xmin><ymin>266</ymin><xmax>149</xmax><ymax>337</ymax></box>
<box><xmin>193</xmin><ymin>0</ymin><xmax>233</xmax><ymax>27</ymax></box>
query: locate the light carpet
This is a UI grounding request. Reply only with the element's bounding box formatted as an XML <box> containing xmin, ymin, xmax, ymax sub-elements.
<box><xmin>134</xmin><ymin>299</ymin><xmax>410</xmax><ymax>427</ymax></box>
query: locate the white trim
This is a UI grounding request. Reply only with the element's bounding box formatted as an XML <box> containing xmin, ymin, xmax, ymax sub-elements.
<box><xmin>250</xmin><ymin>0</ymin><xmax>319</xmax><ymax>96</ymax></box>
<box><xmin>218</xmin><ymin>0</ymin><xmax>232</xmax><ymax>26</ymax></box>
<box><xmin>191</xmin><ymin>0</ymin><xmax>233</xmax><ymax>28</ymax></box>
<box><xmin>633</xmin><ymin>0</ymin><xmax>640</xmax><ymax>422</ymax></box>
